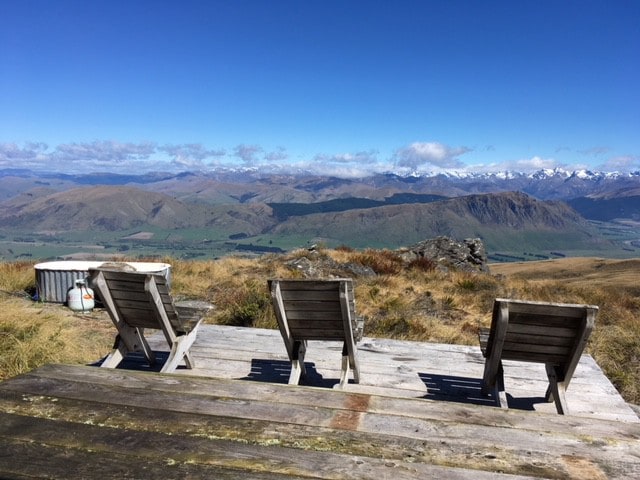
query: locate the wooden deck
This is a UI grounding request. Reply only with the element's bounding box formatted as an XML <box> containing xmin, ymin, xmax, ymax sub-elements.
<box><xmin>1</xmin><ymin>324</ymin><xmax>639</xmax><ymax>479</ymax></box>
<box><xmin>165</xmin><ymin>325</ymin><xmax>638</xmax><ymax>422</ymax></box>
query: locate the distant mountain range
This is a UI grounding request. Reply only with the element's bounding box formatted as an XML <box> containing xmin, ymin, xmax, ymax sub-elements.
<box><xmin>0</xmin><ymin>167</ymin><xmax>638</xmax><ymax>257</ymax></box>
<box><xmin>2</xmin><ymin>166</ymin><xmax>639</xmax><ymax>216</ymax></box>
<box><xmin>2</xmin><ymin>166</ymin><xmax>639</xmax><ymax>200</ymax></box>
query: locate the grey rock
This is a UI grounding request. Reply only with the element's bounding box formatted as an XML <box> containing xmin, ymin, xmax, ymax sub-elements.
<box><xmin>399</xmin><ymin>236</ymin><xmax>489</xmax><ymax>273</ymax></box>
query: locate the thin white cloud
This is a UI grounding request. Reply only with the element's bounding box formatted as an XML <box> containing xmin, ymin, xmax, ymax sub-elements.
<box><xmin>170</xmin><ymin>155</ymin><xmax>206</xmax><ymax>170</ymax></box>
<box><xmin>229</xmin><ymin>145</ymin><xmax>290</xmax><ymax>165</ymax></box>
<box><xmin>161</xmin><ymin>144</ymin><xmax>225</xmax><ymax>161</ymax></box>
<box><xmin>291</xmin><ymin>162</ymin><xmax>385</xmax><ymax>178</ymax></box>
<box><xmin>392</xmin><ymin>142</ymin><xmax>471</xmax><ymax>170</ymax></box>
<box><xmin>291</xmin><ymin>150</ymin><xmax>382</xmax><ymax>177</ymax></box>
<box><xmin>512</xmin><ymin>156</ymin><xmax>560</xmax><ymax>172</ymax></box>
<box><xmin>579</xmin><ymin>146</ymin><xmax>610</xmax><ymax>156</ymax></box>
<box><xmin>264</xmin><ymin>147</ymin><xmax>289</xmax><ymax>162</ymax></box>
<box><xmin>53</xmin><ymin>140</ymin><xmax>156</xmax><ymax>165</ymax></box>
<box><xmin>468</xmin><ymin>156</ymin><xmax>571</xmax><ymax>174</ymax></box>
<box><xmin>312</xmin><ymin>150</ymin><xmax>378</xmax><ymax>165</ymax></box>
<box><xmin>160</xmin><ymin>144</ymin><xmax>226</xmax><ymax>170</ymax></box>
<box><xmin>2</xmin><ymin>140</ymin><xmax>637</xmax><ymax>176</ymax></box>
<box><xmin>598</xmin><ymin>155</ymin><xmax>640</xmax><ymax>173</ymax></box>
<box><xmin>555</xmin><ymin>146</ymin><xmax>572</xmax><ymax>154</ymax></box>
<box><xmin>0</xmin><ymin>141</ymin><xmax>228</xmax><ymax>173</ymax></box>
<box><xmin>0</xmin><ymin>142</ymin><xmax>49</xmax><ymax>168</ymax></box>
<box><xmin>233</xmin><ymin>144</ymin><xmax>263</xmax><ymax>165</ymax></box>
<box><xmin>255</xmin><ymin>149</ymin><xmax>382</xmax><ymax>178</ymax></box>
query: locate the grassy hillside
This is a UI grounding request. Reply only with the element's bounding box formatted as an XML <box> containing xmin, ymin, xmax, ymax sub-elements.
<box><xmin>1</xmin><ymin>251</ymin><xmax>639</xmax><ymax>407</ymax></box>
<box><xmin>490</xmin><ymin>257</ymin><xmax>640</xmax><ymax>291</ymax></box>
<box><xmin>568</xmin><ymin>195</ymin><xmax>640</xmax><ymax>221</ymax></box>
<box><xmin>271</xmin><ymin>192</ymin><xmax>606</xmax><ymax>252</ymax></box>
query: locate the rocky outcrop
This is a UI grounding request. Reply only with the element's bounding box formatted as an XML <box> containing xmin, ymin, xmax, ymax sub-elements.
<box><xmin>398</xmin><ymin>236</ymin><xmax>489</xmax><ymax>273</ymax></box>
<box><xmin>284</xmin><ymin>237</ymin><xmax>489</xmax><ymax>279</ymax></box>
<box><xmin>285</xmin><ymin>252</ymin><xmax>376</xmax><ymax>279</ymax></box>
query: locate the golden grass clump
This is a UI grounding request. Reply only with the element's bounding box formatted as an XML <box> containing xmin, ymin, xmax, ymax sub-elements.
<box><xmin>170</xmin><ymin>255</ymin><xmax>292</xmax><ymax>328</ymax></box>
<box><xmin>0</xmin><ymin>261</ymin><xmax>35</xmax><ymax>294</ymax></box>
<box><xmin>572</xmin><ymin>287</ymin><xmax>640</xmax><ymax>403</ymax></box>
<box><xmin>0</xmin><ymin>296</ymin><xmax>113</xmax><ymax>381</ymax></box>
<box><xmin>350</xmin><ymin>248</ymin><xmax>404</xmax><ymax>275</ymax></box>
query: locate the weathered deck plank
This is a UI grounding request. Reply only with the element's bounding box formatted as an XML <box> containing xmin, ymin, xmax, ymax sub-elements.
<box><xmin>1</xmin><ymin>363</ymin><xmax>639</xmax><ymax>479</ymax></box>
<box><xmin>0</xmin><ymin>416</ymin><xmax>542</xmax><ymax>480</ymax></box>
<box><xmin>155</xmin><ymin>325</ymin><xmax>638</xmax><ymax>422</ymax></box>
<box><xmin>1</xmin><ymin>324</ymin><xmax>639</xmax><ymax>479</ymax></box>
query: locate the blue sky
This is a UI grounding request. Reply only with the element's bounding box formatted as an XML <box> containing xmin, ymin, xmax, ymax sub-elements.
<box><xmin>1</xmin><ymin>0</ymin><xmax>639</xmax><ymax>176</ymax></box>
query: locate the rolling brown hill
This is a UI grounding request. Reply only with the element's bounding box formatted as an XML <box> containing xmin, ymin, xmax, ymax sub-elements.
<box><xmin>0</xmin><ymin>185</ymin><xmax>278</xmax><ymax>234</ymax></box>
<box><xmin>270</xmin><ymin>191</ymin><xmax>604</xmax><ymax>251</ymax></box>
<box><xmin>0</xmin><ymin>175</ymin><xmax>77</xmax><ymax>201</ymax></box>
<box><xmin>0</xmin><ymin>186</ymin><xmax>207</xmax><ymax>231</ymax></box>
<box><xmin>0</xmin><ymin>186</ymin><xmax>611</xmax><ymax>253</ymax></box>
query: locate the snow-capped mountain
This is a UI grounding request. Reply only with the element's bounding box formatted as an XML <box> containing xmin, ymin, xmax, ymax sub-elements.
<box><xmin>1</xmin><ymin>166</ymin><xmax>639</xmax><ymax>204</ymax></box>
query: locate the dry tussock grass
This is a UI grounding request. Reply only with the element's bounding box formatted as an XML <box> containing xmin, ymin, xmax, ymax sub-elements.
<box><xmin>0</xmin><ymin>261</ymin><xmax>35</xmax><ymax>293</ymax></box>
<box><xmin>1</xmin><ymin>253</ymin><xmax>638</xmax><ymax>405</ymax></box>
<box><xmin>0</xmin><ymin>295</ymin><xmax>113</xmax><ymax>381</ymax></box>
<box><xmin>350</xmin><ymin>248</ymin><xmax>404</xmax><ymax>275</ymax></box>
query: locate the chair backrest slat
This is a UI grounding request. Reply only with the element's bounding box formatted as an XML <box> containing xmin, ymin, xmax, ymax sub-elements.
<box><xmin>269</xmin><ymin>279</ymin><xmax>357</xmax><ymax>341</ymax></box>
<box><xmin>269</xmin><ymin>277</ymin><xmax>362</xmax><ymax>386</ymax></box>
<box><xmin>492</xmin><ymin>298</ymin><xmax>597</xmax><ymax>372</ymax></box>
<box><xmin>90</xmin><ymin>268</ymin><xmax>180</xmax><ymax>330</ymax></box>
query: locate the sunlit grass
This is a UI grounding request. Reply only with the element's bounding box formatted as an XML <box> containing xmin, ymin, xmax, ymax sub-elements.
<box><xmin>0</xmin><ymin>296</ymin><xmax>113</xmax><ymax>381</ymax></box>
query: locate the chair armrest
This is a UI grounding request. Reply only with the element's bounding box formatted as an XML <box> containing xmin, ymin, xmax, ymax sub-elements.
<box><xmin>175</xmin><ymin>300</ymin><xmax>214</xmax><ymax>332</ymax></box>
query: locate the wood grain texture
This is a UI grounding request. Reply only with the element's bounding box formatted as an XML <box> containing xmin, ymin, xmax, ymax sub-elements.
<box><xmin>1</xmin><ymin>324</ymin><xmax>638</xmax><ymax>479</ymax></box>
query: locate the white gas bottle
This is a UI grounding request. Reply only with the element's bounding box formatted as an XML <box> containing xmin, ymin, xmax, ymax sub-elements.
<box><xmin>67</xmin><ymin>279</ymin><xmax>95</xmax><ymax>312</ymax></box>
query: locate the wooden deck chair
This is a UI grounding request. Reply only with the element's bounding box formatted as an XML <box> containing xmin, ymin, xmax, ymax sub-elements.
<box><xmin>89</xmin><ymin>267</ymin><xmax>212</xmax><ymax>373</ymax></box>
<box><xmin>268</xmin><ymin>279</ymin><xmax>363</xmax><ymax>388</ymax></box>
<box><xmin>479</xmin><ymin>298</ymin><xmax>598</xmax><ymax>414</ymax></box>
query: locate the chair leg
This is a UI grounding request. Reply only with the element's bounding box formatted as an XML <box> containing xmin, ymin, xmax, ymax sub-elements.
<box><xmin>136</xmin><ymin>328</ymin><xmax>157</xmax><ymax>366</ymax></box>
<box><xmin>101</xmin><ymin>327</ymin><xmax>156</xmax><ymax>368</ymax></box>
<box><xmin>183</xmin><ymin>352</ymin><xmax>196</xmax><ymax>369</ymax></box>
<box><xmin>483</xmin><ymin>361</ymin><xmax>508</xmax><ymax>408</ymax></box>
<box><xmin>347</xmin><ymin>342</ymin><xmax>360</xmax><ymax>384</ymax></box>
<box><xmin>177</xmin><ymin>323</ymin><xmax>202</xmax><ymax>370</ymax></box>
<box><xmin>160</xmin><ymin>332</ymin><xmax>198</xmax><ymax>373</ymax></box>
<box><xmin>100</xmin><ymin>336</ymin><xmax>126</xmax><ymax>368</ymax></box>
<box><xmin>288</xmin><ymin>340</ymin><xmax>307</xmax><ymax>384</ymax></box>
<box><xmin>495</xmin><ymin>363</ymin><xmax>508</xmax><ymax>409</ymax></box>
<box><xmin>338</xmin><ymin>346</ymin><xmax>351</xmax><ymax>389</ymax></box>
<box><xmin>119</xmin><ymin>326</ymin><xmax>156</xmax><ymax>365</ymax></box>
<box><xmin>338</xmin><ymin>342</ymin><xmax>360</xmax><ymax>387</ymax></box>
<box><xmin>546</xmin><ymin>364</ymin><xmax>569</xmax><ymax>415</ymax></box>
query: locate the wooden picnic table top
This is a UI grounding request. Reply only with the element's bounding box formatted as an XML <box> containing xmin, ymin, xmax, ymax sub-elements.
<box><xmin>1</xmin><ymin>324</ymin><xmax>639</xmax><ymax>479</ymax></box>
